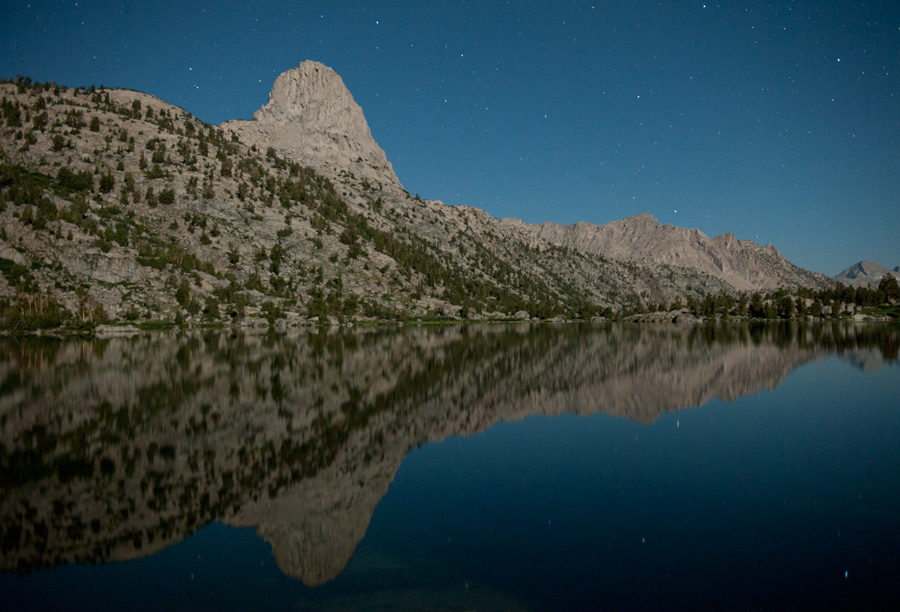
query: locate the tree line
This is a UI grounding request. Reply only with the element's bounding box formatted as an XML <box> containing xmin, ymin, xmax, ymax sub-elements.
<box><xmin>643</xmin><ymin>275</ymin><xmax>900</xmax><ymax>320</ymax></box>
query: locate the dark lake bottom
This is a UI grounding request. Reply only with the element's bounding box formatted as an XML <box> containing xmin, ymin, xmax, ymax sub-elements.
<box><xmin>1</xmin><ymin>322</ymin><xmax>898</xmax><ymax>610</ymax></box>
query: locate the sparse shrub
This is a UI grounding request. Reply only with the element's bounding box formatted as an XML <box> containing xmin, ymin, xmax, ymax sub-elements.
<box><xmin>98</xmin><ymin>171</ymin><xmax>115</xmax><ymax>194</ymax></box>
<box><xmin>175</xmin><ymin>279</ymin><xmax>190</xmax><ymax>306</ymax></box>
<box><xmin>158</xmin><ymin>188</ymin><xmax>175</xmax><ymax>205</ymax></box>
<box><xmin>56</xmin><ymin>166</ymin><xmax>93</xmax><ymax>193</ymax></box>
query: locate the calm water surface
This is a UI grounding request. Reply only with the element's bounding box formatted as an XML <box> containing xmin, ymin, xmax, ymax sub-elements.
<box><xmin>1</xmin><ymin>322</ymin><xmax>898</xmax><ymax>611</ymax></box>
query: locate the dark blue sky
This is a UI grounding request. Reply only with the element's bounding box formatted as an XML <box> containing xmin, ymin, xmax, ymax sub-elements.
<box><xmin>3</xmin><ymin>1</ymin><xmax>898</xmax><ymax>275</ymax></box>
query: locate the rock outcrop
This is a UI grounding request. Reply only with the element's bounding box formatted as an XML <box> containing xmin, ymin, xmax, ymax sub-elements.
<box><xmin>623</xmin><ymin>308</ymin><xmax>700</xmax><ymax>324</ymax></box>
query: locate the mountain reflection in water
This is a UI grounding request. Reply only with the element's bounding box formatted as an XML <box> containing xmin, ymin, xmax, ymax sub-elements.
<box><xmin>0</xmin><ymin>322</ymin><xmax>898</xmax><ymax>605</ymax></box>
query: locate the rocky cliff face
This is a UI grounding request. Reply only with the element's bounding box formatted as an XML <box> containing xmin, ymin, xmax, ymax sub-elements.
<box><xmin>0</xmin><ymin>65</ymin><xmax>832</xmax><ymax>328</ymax></box>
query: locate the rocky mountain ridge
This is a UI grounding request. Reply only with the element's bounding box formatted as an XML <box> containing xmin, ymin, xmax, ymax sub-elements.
<box><xmin>834</xmin><ymin>260</ymin><xmax>900</xmax><ymax>287</ymax></box>
<box><xmin>222</xmin><ymin>62</ymin><xmax>829</xmax><ymax>295</ymax></box>
<box><xmin>0</xmin><ymin>63</ymin><xmax>832</xmax><ymax>327</ymax></box>
<box><xmin>502</xmin><ymin>213</ymin><xmax>820</xmax><ymax>292</ymax></box>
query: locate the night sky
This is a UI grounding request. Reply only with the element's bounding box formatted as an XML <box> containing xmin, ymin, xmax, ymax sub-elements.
<box><xmin>2</xmin><ymin>1</ymin><xmax>899</xmax><ymax>275</ymax></box>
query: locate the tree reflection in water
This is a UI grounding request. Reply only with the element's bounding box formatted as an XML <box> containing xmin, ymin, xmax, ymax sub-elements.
<box><xmin>0</xmin><ymin>322</ymin><xmax>897</xmax><ymax>584</ymax></box>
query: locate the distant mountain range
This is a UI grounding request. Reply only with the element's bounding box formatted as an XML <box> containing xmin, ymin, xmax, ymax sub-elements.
<box><xmin>0</xmin><ymin>62</ymin><xmax>833</xmax><ymax>325</ymax></box>
<box><xmin>834</xmin><ymin>260</ymin><xmax>900</xmax><ymax>287</ymax></box>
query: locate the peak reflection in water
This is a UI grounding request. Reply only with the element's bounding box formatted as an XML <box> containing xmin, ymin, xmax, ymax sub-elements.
<box><xmin>0</xmin><ymin>322</ymin><xmax>896</xmax><ymax>585</ymax></box>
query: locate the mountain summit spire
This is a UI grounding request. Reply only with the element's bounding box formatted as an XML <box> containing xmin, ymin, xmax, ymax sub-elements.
<box><xmin>223</xmin><ymin>61</ymin><xmax>400</xmax><ymax>187</ymax></box>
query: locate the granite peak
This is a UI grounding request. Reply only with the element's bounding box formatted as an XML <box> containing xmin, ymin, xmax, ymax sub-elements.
<box><xmin>223</xmin><ymin>61</ymin><xmax>400</xmax><ymax>188</ymax></box>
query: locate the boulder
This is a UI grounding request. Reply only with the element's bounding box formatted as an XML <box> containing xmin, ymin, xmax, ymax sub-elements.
<box><xmin>438</xmin><ymin>302</ymin><xmax>463</xmax><ymax>319</ymax></box>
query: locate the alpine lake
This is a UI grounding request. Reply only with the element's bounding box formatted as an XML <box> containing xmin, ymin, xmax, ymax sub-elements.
<box><xmin>1</xmin><ymin>321</ymin><xmax>898</xmax><ymax>611</ymax></box>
